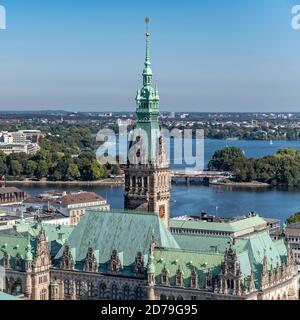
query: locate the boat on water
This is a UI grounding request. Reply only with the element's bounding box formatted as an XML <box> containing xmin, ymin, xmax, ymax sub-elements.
<box><xmin>269</xmin><ymin>139</ymin><xmax>273</xmax><ymax>145</ymax></box>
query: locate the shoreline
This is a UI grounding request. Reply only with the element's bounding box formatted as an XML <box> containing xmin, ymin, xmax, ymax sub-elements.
<box><xmin>4</xmin><ymin>179</ymin><xmax>125</xmax><ymax>186</ymax></box>
<box><xmin>210</xmin><ymin>181</ymin><xmax>270</xmax><ymax>188</ymax></box>
<box><xmin>2</xmin><ymin>179</ymin><xmax>284</xmax><ymax>190</ymax></box>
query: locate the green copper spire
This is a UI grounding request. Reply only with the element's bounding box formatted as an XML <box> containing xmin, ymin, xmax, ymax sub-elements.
<box><xmin>143</xmin><ymin>16</ymin><xmax>152</xmax><ymax>86</ymax></box>
<box><xmin>136</xmin><ymin>17</ymin><xmax>159</xmax><ymax>120</ymax></box>
<box><xmin>25</xmin><ymin>234</ymin><xmax>33</xmax><ymax>261</ymax></box>
<box><xmin>147</xmin><ymin>237</ymin><xmax>156</xmax><ymax>274</ymax></box>
<box><xmin>135</xmin><ymin>17</ymin><xmax>162</xmax><ymax>162</ymax></box>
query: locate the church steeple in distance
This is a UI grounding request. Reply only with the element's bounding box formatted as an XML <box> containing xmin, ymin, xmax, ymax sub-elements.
<box><xmin>124</xmin><ymin>17</ymin><xmax>171</xmax><ymax>228</ymax></box>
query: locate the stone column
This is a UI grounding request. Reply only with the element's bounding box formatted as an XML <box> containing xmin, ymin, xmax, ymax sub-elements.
<box><xmin>25</xmin><ymin>274</ymin><xmax>32</xmax><ymax>299</ymax></box>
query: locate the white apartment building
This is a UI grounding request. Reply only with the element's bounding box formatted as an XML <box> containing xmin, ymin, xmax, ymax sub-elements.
<box><xmin>0</xmin><ymin>130</ymin><xmax>41</xmax><ymax>155</ymax></box>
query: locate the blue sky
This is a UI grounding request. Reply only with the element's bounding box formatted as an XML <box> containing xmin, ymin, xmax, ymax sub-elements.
<box><xmin>0</xmin><ymin>0</ymin><xmax>299</xmax><ymax>112</ymax></box>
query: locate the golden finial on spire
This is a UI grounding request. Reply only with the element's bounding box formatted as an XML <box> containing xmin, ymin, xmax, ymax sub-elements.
<box><xmin>145</xmin><ymin>16</ymin><xmax>150</xmax><ymax>36</ymax></box>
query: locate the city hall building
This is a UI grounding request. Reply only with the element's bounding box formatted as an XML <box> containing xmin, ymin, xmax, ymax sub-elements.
<box><xmin>0</xmin><ymin>21</ymin><xmax>299</xmax><ymax>301</ymax></box>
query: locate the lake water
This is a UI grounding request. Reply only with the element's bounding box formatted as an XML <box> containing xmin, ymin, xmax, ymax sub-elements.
<box><xmin>99</xmin><ymin>136</ymin><xmax>300</xmax><ymax>169</ymax></box>
<box><xmin>22</xmin><ymin>139</ymin><xmax>300</xmax><ymax>223</ymax></box>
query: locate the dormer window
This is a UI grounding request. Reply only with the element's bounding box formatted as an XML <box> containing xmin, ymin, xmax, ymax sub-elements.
<box><xmin>134</xmin><ymin>252</ymin><xmax>144</xmax><ymax>275</ymax></box>
<box><xmin>3</xmin><ymin>252</ymin><xmax>10</xmax><ymax>268</ymax></box>
<box><xmin>60</xmin><ymin>245</ymin><xmax>74</xmax><ymax>270</ymax></box>
<box><xmin>175</xmin><ymin>267</ymin><xmax>184</xmax><ymax>287</ymax></box>
<box><xmin>15</xmin><ymin>253</ymin><xmax>22</xmax><ymax>270</ymax></box>
<box><xmin>109</xmin><ymin>250</ymin><xmax>121</xmax><ymax>273</ymax></box>
<box><xmin>190</xmin><ymin>269</ymin><xmax>198</xmax><ymax>289</ymax></box>
<box><xmin>83</xmin><ymin>247</ymin><xmax>97</xmax><ymax>273</ymax></box>
<box><xmin>161</xmin><ymin>266</ymin><xmax>169</xmax><ymax>286</ymax></box>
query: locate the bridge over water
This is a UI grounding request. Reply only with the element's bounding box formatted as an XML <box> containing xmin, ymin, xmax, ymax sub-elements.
<box><xmin>170</xmin><ymin>170</ymin><xmax>233</xmax><ymax>185</ymax></box>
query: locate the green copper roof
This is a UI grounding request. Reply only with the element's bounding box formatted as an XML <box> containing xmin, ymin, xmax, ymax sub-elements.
<box><xmin>153</xmin><ymin>248</ymin><xmax>223</xmax><ymax>288</ymax></box>
<box><xmin>173</xmin><ymin>234</ymin><xmax>231</xmax><ymax>253</ymax></box>
<box><xmin>55</xmin><ymin>210</ymin><xmax>179</xmax><ymax>266</ymax></box>
<box><xmin>170</xmin><ymin>216</ymin><xmax>267</xmax><ymax>233</ymax></box>
<box><xmin>0</xmin><ymin>222</ymin><xmax>74</xmax><ymax>260</ymax></box>
<box><xmin>15</xmin><ymin>222</ymin><xmax>73</xmax><ymax>243</ymax></box>
<box><xmin>152</xmin><ymin>230</ymin><xmax>288</xmax><ymax>290</ymax></box>
<box><xmin>0</xmin><ymin>232</ymin><xmax>37</xmax><ymax>266</ymax></box>
<box><xmin>0</xmin><ymin>291</ymin><xmax>20</xmax><ymax>300</ymax></box>
<box><xmin>234</xmin><ymin>231</ymin><xmax>287</xmax><ymax>270</ymax></box>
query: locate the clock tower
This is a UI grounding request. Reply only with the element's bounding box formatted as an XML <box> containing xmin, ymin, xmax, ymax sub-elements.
<box><xmin>124</xmin><ymin>18</ymin><xmax>170</xmax><ymax>228</ymax></box>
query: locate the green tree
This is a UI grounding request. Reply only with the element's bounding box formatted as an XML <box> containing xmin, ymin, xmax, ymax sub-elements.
<box><xmin>10</xmin><ymin>160</ymin><xmax>23</xmax><ymax>176</ymax></box>
<box><xmin>52</xmin><ymin>170</ymin><xmax>63</xmax><ymax>181</ymax></box>
<box><xmin>286</xmin><ymin>212</ymin><xmax>300</xmax><ymax>224</ymax></box>
<box><xmin>111</xmin><ymin>164</ymin><xmax>121</xmax><ymax>175</ymax></box>
<box><xmin>36</xmin><ymin>160</ymin><xmax>48</xmax><ymax>179</ymax></box>
<box><xmin>24</xmin><ymin>160</ymin><xmax>38</xmax><ymax>176</ymax></box>
<box><xmin>208</xmin><ymin>147</ymin><xmax>246</xmax><ymax>171</ymax></box>
<box><xmin>0</xmin><ymin>160</ymin><xmax>7</xmax><ymax>176</ymax></box>
<box><xmin>66</xmin><ymin>163</ymin><xmax>81</xmax><ymax>180</ymax></box>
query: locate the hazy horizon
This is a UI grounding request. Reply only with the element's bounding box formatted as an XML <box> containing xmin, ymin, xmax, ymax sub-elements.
<box><xmin>0</xmin><ymin>0</ymin><xmax>300</xmax><ymax>112</ymax></box>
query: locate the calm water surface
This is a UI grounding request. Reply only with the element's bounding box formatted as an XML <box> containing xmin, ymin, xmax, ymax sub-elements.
<box><xmin>22</xmin><ymin>139</ymin><xmax>300</xmax><ymax>223</ymax></box>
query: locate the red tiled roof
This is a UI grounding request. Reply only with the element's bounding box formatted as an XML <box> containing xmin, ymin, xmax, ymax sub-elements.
<box><xmin>25</xmin><ymin>192</ymin><xmax>105</xmax><ymax>206</ymax></box>
<box><xmin>59</xmin><ymin>192</ymin><xmax>105</xmax><ymax>206</ymax></box>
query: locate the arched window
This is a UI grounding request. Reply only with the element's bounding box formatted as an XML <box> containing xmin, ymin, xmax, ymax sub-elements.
<box><xmin>111</xmin><ymin>284</ymin><xmax>118</xmax><ymax>300</ymax></box>
<box><xmin>76</xmin><ymin>281</ymin><xmax>81</xmax><ymax>297</ymax></box>
<box><xmin>40</xmin><ymin>288</ymin><xmax>47</xmax><ymax>300</ymax></box>
<box><xmin>64</xmin><ymin>279</ymin><xmax>71</xmax><ymax>295</ymax></box>
<box><xmin>123</xmin><ymin>285</ymin><xmax>130</xmax><ymax>300</ymax></box>
<box><xmin>87</xmin><ymin>282</ymin><xmax>94</xmax><ymax>298</ymax></box>
<box><xmin>177</xmin><ymin>296</ymin><xmax>184</xmax><ymax>300</ymax></box>
<box><xmin>99</xmin><ymin>283</ymin><xmax>106</xmax><ymax>300</ymax></box>
<box><xmin>160</xmin><ymin>294</ymin><xmax>167</xmax><ymax>300</ymax></box>
<box><xmin>12</xmin><ymin>279</ymin><xmax>22</xmax><ymax>296</ymax></box>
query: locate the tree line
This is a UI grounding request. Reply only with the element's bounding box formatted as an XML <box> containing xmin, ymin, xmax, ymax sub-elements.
<box><xmin>208</xmin><ymin>147</ymin><xmax>300</xmax><ymax>187</ymax></box>
<box><xmin>0</xmin><ymin>125</ymin><xmax>120</xmax><ymax>181</ymax></box>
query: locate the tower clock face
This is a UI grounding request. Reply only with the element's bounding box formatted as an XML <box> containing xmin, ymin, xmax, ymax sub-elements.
<box><xmin>159</xmin><ymin>205</ymin><xmax>165</xmax><ymax>218</ymax></box>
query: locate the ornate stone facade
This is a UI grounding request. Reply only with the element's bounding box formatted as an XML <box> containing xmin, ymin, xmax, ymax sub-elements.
<box><xmin>1</xmin><ymin>229</ymin><xmax>51</xmax><ymax>300</ymax></box>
